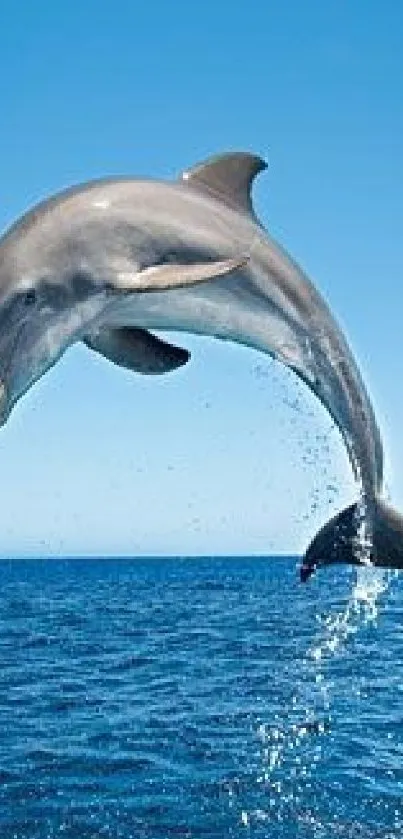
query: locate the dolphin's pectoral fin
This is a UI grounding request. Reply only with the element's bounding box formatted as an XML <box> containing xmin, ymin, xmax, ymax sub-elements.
<box><xmin>113</xmin><ymin>256</ymin><xmax>248</xmax><ymax>292</ymax></box>
<box><xmin>83</xmin><ymin>328</ymin><xmax>190</xmax><ymax>375</ymax></box>
<box><xmin>180</xmin><ymin>152</ymin><xmax>267</xmax><ymax>219</ymax></box>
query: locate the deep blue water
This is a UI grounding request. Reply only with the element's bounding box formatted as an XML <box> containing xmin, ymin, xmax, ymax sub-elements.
<box><xmin>1</xmin><ymin>557</ymin><xmax>403</xmax><ymax>838</ymax></box>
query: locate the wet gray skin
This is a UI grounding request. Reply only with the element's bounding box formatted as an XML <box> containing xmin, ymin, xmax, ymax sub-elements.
<box><xmin>0</xmin><ymin>151</ymin><xmax>401</xmax><ymax>575</ymax></box>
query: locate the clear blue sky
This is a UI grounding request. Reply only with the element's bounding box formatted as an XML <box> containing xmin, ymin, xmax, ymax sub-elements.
<box><xmin>0</xmin><ymin>0</ymin><xmax>402</xmax><ymax>556</ymax></box>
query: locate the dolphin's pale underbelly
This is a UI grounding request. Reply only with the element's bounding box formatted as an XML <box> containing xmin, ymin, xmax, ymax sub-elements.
<box><xmin>106</xmin><ymin>273</ymin><xmax>309</xmax><ymax>374</ymax></box>
<box><xmin>103</xmin><ymin>270</ymin><xmax>382</xmax><ymax>499</ymax></box>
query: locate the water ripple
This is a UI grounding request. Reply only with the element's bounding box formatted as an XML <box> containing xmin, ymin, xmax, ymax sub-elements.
<box><xmin>0</xmin><ymin>557</ymin><xmax>402</xmax><ymax>837</ymax></box>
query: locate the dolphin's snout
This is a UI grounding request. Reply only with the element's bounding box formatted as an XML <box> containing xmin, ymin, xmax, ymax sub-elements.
<box><xmin>0</xmin><ymin>380</ymin><xmax>10</xmax><ymax>426</ymax></box>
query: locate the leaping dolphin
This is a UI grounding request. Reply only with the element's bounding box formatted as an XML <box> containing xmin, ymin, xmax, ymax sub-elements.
<box><xmin>0</xmin><ymin>151</ymin><xmax>401</xmax><ymax>576</ymax></box>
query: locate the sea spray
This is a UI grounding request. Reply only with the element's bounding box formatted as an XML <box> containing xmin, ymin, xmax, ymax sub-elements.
<box><xmin>237</xmin><ymin>561</ymin><xmax>390</xmax><ymax>832</ymax></box>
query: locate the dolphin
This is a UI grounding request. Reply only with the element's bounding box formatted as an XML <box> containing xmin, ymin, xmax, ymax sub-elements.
<box><xmin>0</xmin><ymin>150</ymin><xmax>401</xmax><ymax>576</ymax></box>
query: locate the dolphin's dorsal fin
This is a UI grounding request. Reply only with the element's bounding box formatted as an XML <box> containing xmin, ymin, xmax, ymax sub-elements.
<box><xmin>181</xmin><ymin>152</ymin><xmax>267</xmax><ymax>218</ymax></box>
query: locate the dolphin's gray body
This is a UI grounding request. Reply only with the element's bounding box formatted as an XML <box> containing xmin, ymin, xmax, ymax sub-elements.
<box><xmin>0</xmin><ymin>151</ymin><xmax>401</xmax><ymax>575</ymax></box>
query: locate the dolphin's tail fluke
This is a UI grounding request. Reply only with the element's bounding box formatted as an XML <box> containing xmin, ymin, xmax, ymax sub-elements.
<box><xmin>300</xmin><ymin>499</ymin><xmax>403</xmax><ymax>581</ymax></box>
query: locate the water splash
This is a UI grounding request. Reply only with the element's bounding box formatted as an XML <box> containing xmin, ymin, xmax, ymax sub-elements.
<box><xmin>311</xmin><ymin>565</ymin><xmax>388</xmax><ymax>660</ymax></box>
<box><xmin>237</xmin><ymin>512</ymin><xmax>391</xmax><ymax>831</ymax></box>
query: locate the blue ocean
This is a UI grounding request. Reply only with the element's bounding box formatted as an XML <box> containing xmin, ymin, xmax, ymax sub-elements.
<box><xmin>1</xmin><ymin>556</ymin><xmax>402</xmax><ymax>838</ymax></box>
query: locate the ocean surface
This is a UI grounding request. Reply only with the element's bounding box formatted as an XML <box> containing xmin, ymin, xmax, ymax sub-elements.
<box><xmin>1</xmin><ymin>556</ymin><xmax>403</xmax><ymax>838</ymax></box>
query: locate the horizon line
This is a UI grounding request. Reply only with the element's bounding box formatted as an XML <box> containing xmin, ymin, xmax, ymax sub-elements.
<box><xmin>0</xmin><ymin>552</ymin><xmax>299</xmax><ymax>561</ymax></box>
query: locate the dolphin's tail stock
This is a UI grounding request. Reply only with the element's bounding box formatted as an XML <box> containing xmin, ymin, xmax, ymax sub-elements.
<box><xmin>300</xmin><ymin>498</ymin><xmax>403</xmax><ymax>582</ymax></box>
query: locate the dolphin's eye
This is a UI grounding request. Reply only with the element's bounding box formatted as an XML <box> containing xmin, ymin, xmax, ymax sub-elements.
<box><xmin>22</xmin><ymin>289</ymin><xmax>37</xmax><ymax>307</ymax></box>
